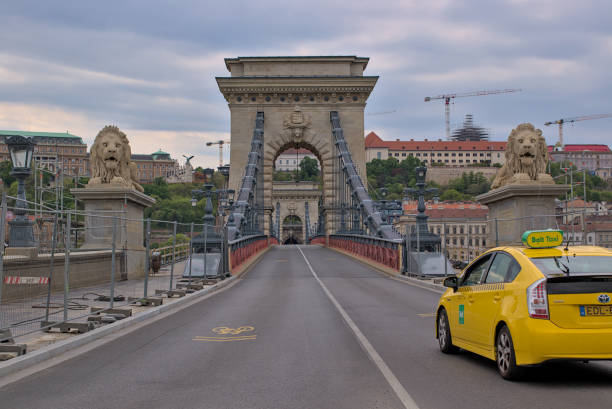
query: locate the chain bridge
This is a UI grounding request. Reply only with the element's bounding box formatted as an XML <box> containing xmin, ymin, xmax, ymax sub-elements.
<box><xmin>216</xmin><ymin>56</ymin><xmax>444</xmax><ymax>275</ymax></box>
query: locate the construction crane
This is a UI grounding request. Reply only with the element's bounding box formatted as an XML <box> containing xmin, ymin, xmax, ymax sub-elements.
<box><xmin>544</xmin><ymin>113</ymin><xmax>612</xmax><ymax>148</ymax></box>
<box><xmin>424</xmin><ymin>88</ymin><xmax>522</xmax><ymax>140</ymax></box>
<box><xmin>206</xmin><ymin>140</ymin><xmax>230</xmax><ymax>167</ymax></box>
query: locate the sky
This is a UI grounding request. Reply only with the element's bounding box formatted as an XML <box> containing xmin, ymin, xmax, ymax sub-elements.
<box><xmin>1</xmin><ymin>0</ymin><xmax>611</xmax><ymax>169</ymax></box>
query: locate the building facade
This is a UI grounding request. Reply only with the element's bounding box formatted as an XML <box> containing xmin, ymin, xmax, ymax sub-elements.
<box><xmin>365</xmin><ymin>132</ymin><xmax>507</xmax><ymax>166</ymax></box>
<box><xmin>0</xmin><ymin>130</ymin><xmax>89</xmax><ymax>177</ymax></box>
<box><xmin>0</xmin><ymin>130</ymin><xmax>185</xmax><ymax>185</ymax></box>
<box><xmin>275</xmin><ymin>148</ymin><xmax>318</xmax><ymax>171</ymax></box>
<box><xmin>548</xmin><ymin>144</ymin><xmax>612</xmax><ymax>180</ymax></box>
<box><xmin>560</xmin><ymin>215</ymin><xmax>612</xmax><ymax>249</ymax></box>
<box><xmin>398</xmin><ymin>201</ymin><xmax>489</xmax><ymax>263</ymax></box>
<box><xmin>131</xmin><ymin>150</ymin><xmax>180</xmax><ymax>184</ymax></box>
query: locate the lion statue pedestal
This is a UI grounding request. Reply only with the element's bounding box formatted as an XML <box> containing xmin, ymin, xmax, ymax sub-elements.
<box><xmin>72</xmin><ymin>126</ymin><xmax>156</xmax><ymax>279</ymax></box>
<box><xmin>477</xmin><ymin>123</ymin><xmax>568</xmax><ymax>246</ymax></box>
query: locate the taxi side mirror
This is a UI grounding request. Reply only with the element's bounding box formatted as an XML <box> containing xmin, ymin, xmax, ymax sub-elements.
<box><xmin>443</xmin><ymin>276</ymin><xmax>458</xmax><ymax>292</ymax></box>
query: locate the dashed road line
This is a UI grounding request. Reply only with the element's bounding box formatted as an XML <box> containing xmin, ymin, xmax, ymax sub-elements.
<box><xmin>297</xmin><ymin>246</ymin><xmax>420</xmax><ymax>409</ymax></box>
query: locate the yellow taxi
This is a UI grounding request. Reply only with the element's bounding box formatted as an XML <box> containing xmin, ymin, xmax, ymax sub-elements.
<box><xmin>436</xmin><ymin>229</ymin><xmax>612</xmax><ymax>380</ymax></box>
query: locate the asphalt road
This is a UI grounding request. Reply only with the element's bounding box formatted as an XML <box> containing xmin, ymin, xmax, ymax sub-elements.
<box><xmin>2</xmin><ymin>245</ymin><xmax>612</xmax><ymax>409</ymax></box>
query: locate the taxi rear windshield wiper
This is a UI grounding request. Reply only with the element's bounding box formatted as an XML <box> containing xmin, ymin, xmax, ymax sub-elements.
<box><xmin>553</xmin><ymin>256</ymin><xmax>570</xmax><ymax>276</ymax></box>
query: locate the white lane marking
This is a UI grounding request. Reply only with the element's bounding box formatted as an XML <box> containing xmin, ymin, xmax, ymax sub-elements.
<box><xmin>297</xmin><ymin>246</ymin><xmax>420</xmax><ymax>409</ymax></box>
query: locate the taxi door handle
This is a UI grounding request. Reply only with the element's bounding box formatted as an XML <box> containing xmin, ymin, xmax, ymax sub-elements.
<box><xmin>493</xmin><ymin>295</ymin><xmax>502</xmax><ymax>302</ymax></box>
<box><xmin>468</xmin><ymin>296</ymin><xmax>475</xmax><ymax>304</ymax></box>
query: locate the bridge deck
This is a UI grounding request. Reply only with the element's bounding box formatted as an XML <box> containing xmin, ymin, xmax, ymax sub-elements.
<box><xmin>2</xmin><ymin>246</ymin><xmax>611</xmax><ymax>408</ymax></box>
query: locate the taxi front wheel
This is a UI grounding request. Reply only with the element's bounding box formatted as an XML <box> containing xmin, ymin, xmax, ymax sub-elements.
<box><xmin>437</xmin><ymin>309</ymin><xmax>458</xmax><ymax>354</ymax></box>
<box><xmin>496</xmin><ymin>326</ymin><xmax>525</xmax><ymax>380</ymax></box>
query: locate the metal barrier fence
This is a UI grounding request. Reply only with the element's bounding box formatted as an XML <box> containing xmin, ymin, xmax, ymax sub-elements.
<box><xmin>0</xmin><ymin>193</ymin><xmax>235</xmax><ymax>349</ymax></box>
<box><xmin>316</xmin><ymin>208</ymin><xmax>610</xmax><ymax>276</ymax></box>
<box><xmin>328</xmin><ymin>234</ymin><xmax>402</xmax><ymax>272</ymax></box>
<box><xmin>228</xmin><ymin>235</ymin><xmax>273</xmax><ymax>271</ymax></box>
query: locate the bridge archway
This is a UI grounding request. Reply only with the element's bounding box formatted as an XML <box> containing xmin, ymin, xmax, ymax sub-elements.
<box><xmin>217</xmin><ymin>56</ymin><xmax>377</xmax><ymax>236</ymax></box>
<box><xmin>282</xmin><ymin>215</ymin><xmax>303</xmax><ymax>244</ymax></box>
<box><xmin>265</xmin><ymin>131</ymin><xmax>333</xmax><ymax>237</ymax></box>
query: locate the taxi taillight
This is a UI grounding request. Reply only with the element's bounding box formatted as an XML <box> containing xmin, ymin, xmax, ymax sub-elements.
<box><xmin>527</xmin><ymin>278</ymin><xmax>549</xmax><ymax>319</ymax></box>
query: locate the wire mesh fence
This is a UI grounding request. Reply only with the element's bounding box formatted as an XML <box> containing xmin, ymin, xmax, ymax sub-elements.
<box><xmin>0</xmin><ymin>193</ymin><xmax>222</xmax><ymax>345</ymax></box>
<box><xmin>401</xmin><ymin>208</ymin><xmax>609</xmax><ymax>275</ymax></box>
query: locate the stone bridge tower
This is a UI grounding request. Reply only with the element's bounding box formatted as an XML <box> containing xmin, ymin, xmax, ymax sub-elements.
<box><xmin>217</xmin><ymin>56</ymin><xmax>377</xmax><ymax>236</ymax></box>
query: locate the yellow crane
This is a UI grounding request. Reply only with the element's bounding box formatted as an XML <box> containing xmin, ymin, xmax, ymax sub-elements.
<box><xmin>206</xmin><ymin>140</ymin><xmax>230</xmax><ymax>167</ymax></box>
<box><xmin>544</xmin><ymin>113</ymin><xmax>612</xmax><ymax>148</ymax></box>
<box><xmin>425</xmin><ymin>88</ymin><xmax>522</xmax><ymax>140</ymax></box>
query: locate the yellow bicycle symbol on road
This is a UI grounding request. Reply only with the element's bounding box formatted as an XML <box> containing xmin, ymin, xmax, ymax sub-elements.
<box><xmin>212</xmin><ymin>326</ymin><xmax>255</xmax><ymax>335</ymax></box>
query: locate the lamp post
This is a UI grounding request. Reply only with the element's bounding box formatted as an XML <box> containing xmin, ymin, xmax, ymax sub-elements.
<box><xmin>6</xmin><ymin>135</ymin><xmax>37</xmax><ymax>250</ymax></box>
<box><xmin>217</xmin><ymin>165</ymin><xmax>230</xmax><ymax>187</ymax></box>
<box><xmin>203</xmin><ymin>168</ymin><xmax>215</xmax><ymax>184</ymax></box>
<box><xmin>377</xmin><ymin>187</ymin><xmax>390</xmax><ymax>224</ymax></box>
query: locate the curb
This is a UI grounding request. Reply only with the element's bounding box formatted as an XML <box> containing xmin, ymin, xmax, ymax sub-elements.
<box><xmin>0</xmin><ymin>247</ymin><xmax>271</xmax><ymax>379</ymax></box>
<box><xmin>391</xmin><ymin>274</ymin><xmax>445</xmax><ymax>293</ymax></box>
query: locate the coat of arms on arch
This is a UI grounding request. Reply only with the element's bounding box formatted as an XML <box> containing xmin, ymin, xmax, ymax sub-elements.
<box><xmin>282</xmin><ymin>106</ymin><xmax>312</xmax><ymax>143</ymax></box>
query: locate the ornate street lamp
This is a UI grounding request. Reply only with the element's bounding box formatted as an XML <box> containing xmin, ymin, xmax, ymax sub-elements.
<box><xmin>203</xmin><ymin>168</ymin><xmax>215</xmax><ymax>183</ymax></box>
<box><xmin>377</xmin><ymin>187</ymin><xmax>390</xmax><ymax>224</ymax></box>
<box><xmin>6</xmin><ymin>135</ymin><xmax>36</xmax><ymax>248</ymax></box>
<box><xmin>217</xmin><ymin>165</ymin><xmax>230</xmax><ymax>183</ymax></box>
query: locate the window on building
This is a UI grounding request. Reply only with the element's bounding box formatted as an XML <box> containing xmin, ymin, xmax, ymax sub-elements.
<box><xmin>377</xmin><ymin>152</ymin><xmax>381</xmax><ymax>159</ymax></box>
<box><xmin>444</xmin><ymin>153</ymin><xmax>449</xmax><ymax>157</ymax></box>
<box><xmin>395</xmin><ymin>153</ymin><xmax>399</xmax><ymax>157</ymax></box>
<box><xmin>460</xmin><ymin>226</ymin><xmax>464</xmax><ymax>234</ymax></box>
<box><xmin>452</xmin><ymin>160</ymin><xmax>456</xmax><ymax>163</ymax></box>
<box><xmin>402</xmin><ymin>153</ymin><xmax>406</xmax><ymax>157</ymax></box>
<box><xmin>458</xmin><ymin>153</ymin><xmax>463</xmax><ymax>157</ymax></box>
<box><xmin>451</xmin><ymin>153</ymin><xmax>456</xmax><ymax>157</ymax></box>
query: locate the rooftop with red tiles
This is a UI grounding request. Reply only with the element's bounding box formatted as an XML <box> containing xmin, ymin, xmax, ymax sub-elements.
<box><xmin>365</xmin><ymin>132</ymin><xmax>506</xmax><ymax>151</ymax></box>
<box><xmin>548</xmin><ymin>144</ymin><xmax>611</xmax><ymax>153</ymax></box>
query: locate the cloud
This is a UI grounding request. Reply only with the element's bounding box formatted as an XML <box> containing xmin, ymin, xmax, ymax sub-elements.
<box><xmin>0</xmin><ymin>102</ymin><xmax>227</xmax><ymax>169</ymax></box>
<box><xmin>0</xmin><ymin>0</ymin><xmax>610</xmax><ymax>162</ymax></box>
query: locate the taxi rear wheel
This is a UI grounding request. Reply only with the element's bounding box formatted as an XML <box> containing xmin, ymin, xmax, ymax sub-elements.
<box><xmin>496</xmin><ymin>326</ymin><xmax>524</xmax><ymax>380</ymax></box>
<box><xmin>437</xmin><ymin>309</ymin><xmax>458</xmax><ymax>354</ymax></box>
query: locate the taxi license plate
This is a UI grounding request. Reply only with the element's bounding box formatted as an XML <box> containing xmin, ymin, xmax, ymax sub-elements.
<box><xmin>580</xmin><ymin>305</ymin><xmax>612</xmax><ymax>316</ymax></box>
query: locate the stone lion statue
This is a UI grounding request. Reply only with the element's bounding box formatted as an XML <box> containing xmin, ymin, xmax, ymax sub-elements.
<box><xmin>87</xmin><ymin>125</ymin><xmax>144</xmax><ymax>192</ymax></box>
<box><xmin>491</xmin><ymin>123</ymin><xmax>554</xmax><ymax>189</ymax></box>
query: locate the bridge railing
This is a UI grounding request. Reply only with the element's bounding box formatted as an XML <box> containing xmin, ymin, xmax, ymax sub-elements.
<box><xmin>228</xmin><ymin>234</ymin><xmax>276</xmax><ymax>272</ymax></box>
<box><xmin>327</xmin><ymin>234</ymin><xmax>403</xmax><ymax>272</ymax></box>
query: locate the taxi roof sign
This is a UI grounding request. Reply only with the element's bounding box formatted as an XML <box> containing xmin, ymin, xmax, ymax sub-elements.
<box><xmin>521</xmin><ymin>230</ymin><xmax>563</xmax><ymax>249</ymax></box>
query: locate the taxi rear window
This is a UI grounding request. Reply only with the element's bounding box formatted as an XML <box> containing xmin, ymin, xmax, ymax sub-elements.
<box><xmin>530</xmin><ymin>256</ymin><xmax>612</xmax><ymax>277</ymax></box>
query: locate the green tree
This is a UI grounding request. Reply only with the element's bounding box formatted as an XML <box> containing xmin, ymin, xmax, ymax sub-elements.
<box><xmin>0</xmin><ymin>161</ymin><xmax>16</xmax><ymax>186</ymax></box>
<box><xmin>144</xmin><ymin>177</ymin><xmax>170</xmax><ymax>200</ymax></box>
<box><xmin>298</xmin><ymin>156</ymin><xmax>320</xmax><ymax>181</ymax></box>
<box><xmin>440</xmin><ymin>189</ymin><xmax>466</xmax><ymax>201</ymax></box>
